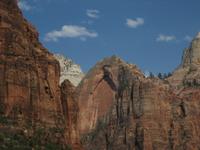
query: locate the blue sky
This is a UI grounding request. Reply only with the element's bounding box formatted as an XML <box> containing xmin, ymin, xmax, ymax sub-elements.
<box><xmin>18</xmin><ymin>0</ymin><xmax>200</xmax><ymax>74</ymax></box>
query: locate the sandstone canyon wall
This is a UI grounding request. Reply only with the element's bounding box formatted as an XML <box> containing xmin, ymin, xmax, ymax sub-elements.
<box><xmin>77</xmin><ymin>47</ymin><xmax>200</xmax><ymax>149</ymax></box>
<box><xmin>1</xmin><ymin>0</ymin><xmax>200</xmax><ymax>150</ymax></box>
<box><xmin>0</xmin><ymin>0</ymin><xmax>79</xmax><ymax>149</ymax></box>
<box><xmin>0</xmin><ymin>0</ymin><xmax>62</xmax><ymax>127</ymax></box>
<box><xmin>61</xmin><ymin>80</ymin><xmax>80</xmax><ymax>149</ymax></box>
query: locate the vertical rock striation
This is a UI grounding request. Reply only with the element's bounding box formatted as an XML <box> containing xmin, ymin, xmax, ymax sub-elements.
<box><xmin>61</xmin><ymin>80</ymin><xmax>81</xmax><ymax>149</ymax></box>
<box><xmin>0</xmin><ymin>1</ymin><xmax>81</xmax><ymax>149</ymax></box>
<box><xmin>77</xmin><ymin>54</ymin><xmax>200</xmax><ymax>149</ymax></box>
<box><xmin>77</xmin><ymin>56</ymin><xmax>144</xmax><ymax>134</ymax></box>
<box><xmin>1</xmin><ymin>1</ymin><xmax>200</xmax><ymax>149</ymax></box>
<box><xmin>78</xmin><ymin>56</ymin><xmax>172</xmax><ymax>150</ymax></box>
<box><xmin>0</xmin><ymin>0</ymin><xmax>62</xmax><ymax>127</ymax></box>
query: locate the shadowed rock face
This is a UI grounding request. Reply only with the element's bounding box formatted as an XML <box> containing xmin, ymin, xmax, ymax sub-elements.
<box><xmin>61</xmin><ymin>80</ymin><xmax>81</xmax><ymax>148</ymax></box>
<box><xmin>77</xmin><ymin>55</ymin><xmax>200</xmax><ymax>150</ymax></box>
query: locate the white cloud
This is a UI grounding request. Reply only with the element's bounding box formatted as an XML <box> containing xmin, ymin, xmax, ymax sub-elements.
<box><xmin>184</xmin><ymin>35</ymin><xmax>192</xmax><ymax>42</ymax></box>
<box><xmin>126</xmin><ymin>18</ymin><xmax>144</xmax><ymax>28</ymax></box>
<box><xmin>44</xmin><ymin>25</ymin><xmax>98</xmax><ymax>42</ymax></box>
<box><xmin>156</xmin><ymin>34</ymin><xmax>176</xmax><ymax>42</ymax></box>
<box><xmin>86</xmin><ymin>9</ymin><xmax>100</xmax><ymax>19</ymax></box>
<box><xmin>18</xmin><ymin>1</ymin><xmax>31</xmax><ymax>11</ymax></box>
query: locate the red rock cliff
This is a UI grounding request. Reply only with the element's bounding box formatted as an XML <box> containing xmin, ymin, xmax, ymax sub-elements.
<box><xmin>1</xmin><ymin>1</ymin><xmax>200</xmax><ymax>150</ymax></box>
<box><xmin>77</xmin><ymin>55</ymin><xmax>200</xmax><ymax>150</ymax></box>
<box><xmin>0</xmin><ymin>0</ymin><xmax>62</xmax><ymax>127</ymax></box>
<box><xmin>61</xmin><ymin>80</ymin><xmax>81</xmax><ymax>149</ymax></box>
<box><xmin>0</xmin><ymin>1</ymin><xmax>83</xmax><ymax>149</ymax></box>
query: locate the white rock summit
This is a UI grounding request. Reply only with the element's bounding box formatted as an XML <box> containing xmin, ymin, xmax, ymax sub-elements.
<box><xmin>195</xmin><ymin>32</ymin><xmax>200</xmax><ymax>39</ymax></box>
<box><xmin>182</xmin><ymin>32</ymin><xmax>200</xmax><ymax>67</ymax></box>
<box><xmin>54</xmin><ymin>54</ymin><xmax>84</xmax><ymax>86</ymax></box>
<box><xmin>168</xmin><ymin>32</ymin><xmax>200</xmax><ymax>87</ymax></box>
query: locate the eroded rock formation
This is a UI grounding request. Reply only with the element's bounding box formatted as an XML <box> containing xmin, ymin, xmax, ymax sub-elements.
<box><xmin>78</xmin><ymin>56</ymin><xmax>173</xmax><ymax>149</ymax></box>
<box><xmin>1</xmin><ymin>0</ymin><xmax>200</xmax><ymax>150</ymax></box>
<box><xmin>77</xmin><ymin>54</ymin><xmax>200</xmax><ymax>149</ymax></box>
<box><xmin>77</xmin><ymin>56</ymin><xmax>144</xmax><ymax>134</ymax></box>
<box><xmin>54</xmin><ymin>54</ymin><xmax>84</xmax><ymax>86</ymax></box>
<box><xmin>168</xmin><ymin>32</ymin><xmax>200</xmax><ymax>88</ymax></box>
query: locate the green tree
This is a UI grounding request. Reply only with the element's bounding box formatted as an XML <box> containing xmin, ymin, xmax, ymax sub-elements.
<box><xmin>167</xmin><ymin>72</ymin><xmax>172</xmax><ymax>77</ymax></box>
<box><xmin>149</xmin><ymin>72</ymin><xmax>154</xmax><ymax>78</ymax></box>
<box><xmin>158</xmin><ymin>73</ymin><xmax>163</xmax><ymax>79</ymax></box>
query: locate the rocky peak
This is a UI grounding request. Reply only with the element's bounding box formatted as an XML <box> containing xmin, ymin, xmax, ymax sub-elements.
<box><xmin>54</xmin><ymin>54</ymin><xmax>84</xmax><ymax>86</ymax></box>
<box><xmin>77</xmin><ymin>56</ymin><xmax>145</xmax><ymax>134</ymax></box>
<box><xmin>89</xmin><ymin>55</ymin><xmax>144</xmax><ymax>79</ymax></box>
<box><xmin>78</xmin><ymin>55</ymin><xmax>200</xmax><ymax>150</ymax></box>
<box><xmin>0</xmin><ymin>0</ymin><xmax>48</xmax><ymax>57</ymax></box>
<box><xmin>181</xmin><ymin>32</ymin><xmax>200</xmax><ymax>68</ymax></box>
<box><xmin>0</xmin><ymin>0</ymin><xmax>19</xmax><ymax>11</ymax></box>
<box><xmin>195</xmin><ymin>32</ymin><xmax>200</xmax><ymax>39</ymax></box>
<box><xmin>168</xmin><ymin>32</ymin><xmax>200</xmax><ymax>88</ymax></box>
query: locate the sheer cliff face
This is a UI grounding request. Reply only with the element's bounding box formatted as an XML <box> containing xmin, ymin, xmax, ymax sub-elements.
<box><xmin>77</xmin><ymin>56</ymin><xmax>144</xmax><ymax>134</ymax></box>
<box><xmin>77</xmin><ymin>57</ymin><xmax>172</xmax><ymax>149</ymax></box>
<box><xmin>0</xmin><ymin>0</ymin><xmax>61</xmax><ymax>127</ymax></box>
<box><xmin>61</xmin><ymin>80</ymin><xmax>80</xmax><ymax>147</ymax></box>
<box><xmin>1</xmin><ymin>1</ymin><xmax>200</xmax><ymax>150</ymax></box>
<box><xmin>78</xmin><ymin>55</ymin><xmax>200</xmax><ymax>149</ymax></box>
<box><xmin>0</xmin><ymin>0</ymin><xmax>81</xmax><ymax>148</ymax></box>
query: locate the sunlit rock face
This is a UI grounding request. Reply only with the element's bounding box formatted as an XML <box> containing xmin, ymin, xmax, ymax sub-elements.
<box><xmin>77</xmin><ymin>56</ymin><xmax>144</xmax><ymax>134</ymax></box>
<box><xmin>77</xmin><ymin>55</ymin><xmax>200</xmax><ymax>150</ymax></box>
<box><xmin>0</xmin><ymin>0</ymin><xmax>62</xmax><ymax>126</ymax></box>
<box><xmin>182</xmin><ymin>32</ymin><xmax>200</xmax><ymax>67</ymax></box>
<box><xmin>168</xmin><ymin>33</ymin><xmax>200</xmax><ymax>88</ymax></box>
<box><xmin>54</xmin><ymin>54</ymin><xmax>84</xmax><ymax>86</ymax></box>
<box><xmin>1</xmin><ymin>1</ymin><xmax>200</xmax><ymax>150</ymax></box>
<box><xmin>0</xmin><ymin>1</ymin><xmax>82</xmax><ymax>149</ymax></box>
<box><xmin>77</xmin><ymin>56</ymin><xmax>172</xmax><ymax>150</ymax></box>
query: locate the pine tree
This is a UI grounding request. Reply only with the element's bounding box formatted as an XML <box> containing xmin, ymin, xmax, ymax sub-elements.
<box><xmin>149</xmin><ymin>72</ymin><xmax>154</xmax><ymax>78</ymax></box>
<box><xmin>158</xmin><ymin>73</ymin><xmax>163</xmax><ymax>79</ymax></box>
<box><xmin>167</xmin><ymin>72</ymin><xmax>172</xmax><ymax>77</ymax></box>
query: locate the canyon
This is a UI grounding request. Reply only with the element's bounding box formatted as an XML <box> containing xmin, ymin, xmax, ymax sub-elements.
<box><xmin>0</xmin><ymin>0</ymin><xmax>200</xmax><ymax>150</ymax></box>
